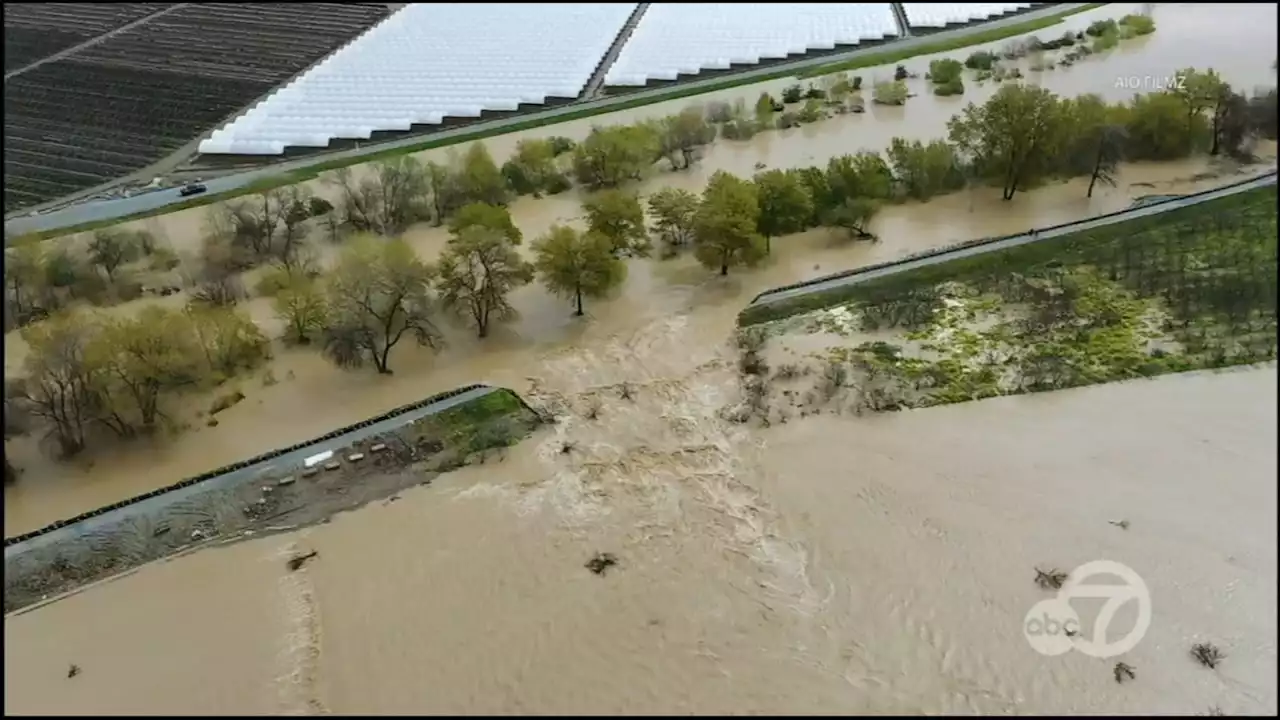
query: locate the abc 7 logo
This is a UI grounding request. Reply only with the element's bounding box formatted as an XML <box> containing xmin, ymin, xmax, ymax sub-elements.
<box><xmin>1023</xmin><ymin>560</ymin><xmax>1152</xmax><ymax>659</ymax></box>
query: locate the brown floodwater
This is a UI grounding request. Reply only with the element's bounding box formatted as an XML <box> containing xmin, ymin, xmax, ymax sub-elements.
<box><xmin>5</xmin><ymin>323</ymin><xmax>1276</xmax><ymax>714</ymax></box>
<box><xmin>3</xmin><ymin>4</ymin><xmax>1279</xmax><ymax>714</ymax></box>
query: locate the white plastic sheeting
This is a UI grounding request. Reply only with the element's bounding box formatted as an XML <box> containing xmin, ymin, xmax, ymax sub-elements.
<box><xmin>198</xmin><ymin>3</ymin><xmax>638</xmax><ymax>155</ymax></box>
<box><xmin>603</xmin><ymin>3</ymin><xmax>898</xmax><ymax>87</ymax></box>
<box><xmin>901</xmin><ymin>3</ymin><xmax>1035</xmax><ymax>29</ymax></box>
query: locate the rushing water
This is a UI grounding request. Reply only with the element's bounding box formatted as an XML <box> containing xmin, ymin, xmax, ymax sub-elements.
<box><xmin>4</xmin><ymin>4</ymin><xmax>1279</xmax><ymax>714</ymax></box>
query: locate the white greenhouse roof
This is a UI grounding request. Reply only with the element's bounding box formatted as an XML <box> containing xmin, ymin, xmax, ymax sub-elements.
<box><xmin>198</xmin><ymin>3</ymin><xmax>638</xmax><ymax>155</ymax></box>
<box><xmin>901</xmin><ymin>3</ymin><xmax>1035</xmax><ymax>29</ymax></box>
<box><xmin>603</xmin><ymin>3</ymin><xmax>899</xmax><ymax>87</ymax></box>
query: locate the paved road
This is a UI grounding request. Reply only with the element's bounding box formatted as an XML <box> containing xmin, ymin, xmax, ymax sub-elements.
<box><xmin>3</xmin><ymin>385</ymin><xmax>500</xmax><ymax>556</ymax></box>
<box><xmin>749</xmin><ymin>170</ymin><xmax>1279</xmax><ymax>308</ymax></box>
<box><xmin>4</xmin><ymin>2</ymin><xmax>1095</xmax><ymax>237</ymax></box>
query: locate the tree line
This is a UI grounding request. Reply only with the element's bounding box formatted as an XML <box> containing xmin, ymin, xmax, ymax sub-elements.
<box><xmin>5</xmin><ymin>66</ymin><xmax>1277</xmax><ymax>468</ymax></box>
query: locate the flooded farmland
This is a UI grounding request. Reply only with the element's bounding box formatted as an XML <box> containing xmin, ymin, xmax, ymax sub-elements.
<box><xmin>4</xmin><ymin>3</ymin><xmax>1278</xmax><ymax>716</ymax></box>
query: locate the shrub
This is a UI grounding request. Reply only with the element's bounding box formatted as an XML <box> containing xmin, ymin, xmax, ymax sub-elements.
<box><xmin>799</xmin><ymin>98</ymin><xmax>826</xmax><ymax>123</ymax></box>
<box><xmin>851</xmin><ymin>75</ymin><xmax>863</xmax><ymax>91</ymax></box>
<box><xmin>934</xmin><ymin>76</ymin><xmax>965</xmax><ymax>97</ymax></box>
<box><xmin>804</xmin><ymin>84</ymin><xmax>826</xmax><ymax>100</ymax></box>
<box><xmin>1086</xmin><ymin>19</ymin><xmax>1118</xmax><ymax>37</ymax></box>
<box><xmin>873</xmin><ymin>80</ymin><xmax>909</xmax><ymax>106</ymax></box>
<box><xmin>965</xmin><ymin>50</ymin><xmax>998</xmax><ymax>70</ymax></box>
<box><xmin>781</xmin><ymin>84</ymin><xmax>804</xmax><ymax>104</ymax></box>
<box><xmin>928</xmin><ymin>58</ymin><xmax>964</xmax><ymax>85</ymax></box>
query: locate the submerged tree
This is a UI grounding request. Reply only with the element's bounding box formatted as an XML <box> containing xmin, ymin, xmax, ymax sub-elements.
<box><xmin>436</xmin><ymin>227</ymin><xmax>534</xmax><ymax>338</ymax></box>
<box><xmin>948</xmin><ymin>83</ymin><xmax>1066</xmax><ymax>200</ymax></box>
<box><xmin>693</xmin><ymin>171</ymin><xmax>766</xmax><ymax>275</ymax></box>
<box><xmin>583</xmin><ymin>189</ymin><xmax>650</xmax><ymax>256</ymax></box>
<box><xmin>322</xmin><ymin>236</ymin><xmax>442</xmax><ymax>373</ymax></box>
<box><xmin>753</xmin><ymin>169</ymin><xmax>813</xmax><ymax>253</ymax></box>
<box><xmin>532</xmin><ymin>225</ymin><xmax>626</xmax><ymax>316</ymax></box>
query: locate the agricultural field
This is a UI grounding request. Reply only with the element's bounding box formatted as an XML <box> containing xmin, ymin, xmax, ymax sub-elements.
<box><xmin>735</xmin><ymin>184</ymin><xmax>1278</xmax><ymax>419</ymax></box>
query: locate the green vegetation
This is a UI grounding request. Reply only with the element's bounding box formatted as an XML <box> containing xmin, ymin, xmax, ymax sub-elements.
<box><xmin>8</xmin><ymin>4</ymin><xmax>1110</xmax><ymax>241</ymax></box>
<box><xmin>740</xmin><ymin>185</ymin><xmax>1275</xmax><ymax>412</ymax></box>
<box><xmin>414</xmin><ymin>387</ymin><xmax>535</xmax><ymax>456</ymax></box>
<box><xmin>532</xmin><ymin>225</ymin><xmax>627</xmax><ymax>316</ymax></box>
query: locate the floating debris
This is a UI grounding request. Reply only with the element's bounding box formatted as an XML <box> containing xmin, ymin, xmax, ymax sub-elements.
<box><xmin>286</xmin><ymin>551</ymin><xmax>319</xmax><ymax>572</ymax></box>
<box><xmin>323</xmin><ymin>461</ymin><xmax>341</xmax><ymax>472</ymax></box>
<box><xmin>1191</xmin><ymin>642</ymin><xmax>1226</xmax><ymax>669</ymax></box>
<box><xmin>67</xmin><ymin>664</ymin><xmax>80</xmax><ymax>679</ymax></box>
<box><xmin>1114</xmin><ymin>661</ymin><xmax>1136</xmax><ymax>683</ymax></box>
<box><xmin>277</xmin><ymin>476</ymin><xmax>296</xmax><ymax>487</ymax></box>
<box><xmin>370</xmin><ymin>443</ymin><xmax>388</xmax><ymax>453</ymax></box>
<box><xmin>1035</xmin><ymin>567</ymin><xmax>1069</xmax><ymax>590</ymax></box>
<box><xmin>1206</xmin><ymin>706</ymin><xmax>1224</xmax><ymax>716</ymax></box>
<box><xmin>1109</xmin><ymin>519</ymin><xmax>1131</xmax><ymax>530</ymax></box>
<box><xmin>619</xmin><ymin>383</ymin><xmax>634</xmax><ymax>401</ymax></box>
<box><xmin>347</xmin><ymin>453</ymin><xmax>365</xmax><ymax>463</ymax></box>
<box><xmin>585</xmin><ymin>552</ymin><xmax>619</xmax><ymax>576</ymax></box>
<box><xmin>559</xmin><ymin>441</ymin><xmax>576</xmax><ymax>455</ymax></box>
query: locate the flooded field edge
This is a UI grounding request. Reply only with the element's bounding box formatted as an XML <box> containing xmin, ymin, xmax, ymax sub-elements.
<box><xmin>734</xmin><ymin>181</ymin><xmax>1277</xmax><ymax>425</ymax></box>
<box><xmin>2</xmin><ymin>387</ymin><xmax>542</xmax><ymax>614</ymax></box>
<box><xmin>740</xmin><ymin>175</ymin><xmax>1278</xmax><ymax>325</ymax></box>
<box><xmin>8</xmin><ymin>2</ymin><xmax>1099</xmax><ymax>240</ymax></box>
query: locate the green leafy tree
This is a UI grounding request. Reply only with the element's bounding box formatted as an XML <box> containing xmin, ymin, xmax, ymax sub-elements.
<box><xmin>91</xmin><ymin>307</ymin><xmax>202</xmax><ymax>433</ymax></box>
<box><xmin>448</xmin><ymin>202</ymin><xmax>523</xmax><ymax>245</ymax></box>
<box><xmin>753</xmin><ymin>169</ymin><xmax>814</xmax><ymax>253</ymax></box>
<box><xmin>501</xmin><ymin>138</ymin><xmax>565</xmax><ymax>196</ymax></box>
<box><xmin>947</xmin><ymin>83</ymin><xmax>1067</xmax><ymax>200</ymax></box>
<box><xmin>322</xmin><ymin>236</ymin><xmax>442</xmax><ymax>373</ymax></box>
<box><xmin>532</xmin><ymin>225</ymin><xmax>626</xmax><ymax>316</ymax></box>
<box><xmin>455</xmin><ymin>142</ymin><xmax>510</xmax><ymax>206</ymax></box>
<box><xmin>583</xmin><ymin>189</ymin><xmax>650</xmax><ymax>256</ymax></box>
<box><xmin>572</xmin><ymin>124</ymin><xmax>661</xmax><ymax>189</ymax></box>
<box><xmin>826</xmin><ymin>152</ymin><xmax>894</xmax><ymax>202</ymax></box>
<box><xmin>886</xmin><ymin>137</ymin><xmax>966</xmax><ymax>200</ymax></box>
<box><xmin>437</xmin><ymin>227</ymin><xmax>534</xmax><ymax>338</ymax></box>
<box><xmin>693</xmin><ymin>171</ymin><xmax>766</xmax><ymax>276</ymax></box>
<box><xmin>646</xmin><ymin>187</ymin><xmax>700</xmax><ymax>252</ymax></box>
<box><xmin>657</xmin><ymin>107</ymin><xmax>717</xmax><ymax>170</ymax></box>
<box><xmin>823</xmin><ymin>197</ymin><xmax>881</xmax><ymax>241</ymax></box>
<box><xmin>273</xmin><ymin>275</ymin><xmax>329</xmax><ymax>345</ymax></box>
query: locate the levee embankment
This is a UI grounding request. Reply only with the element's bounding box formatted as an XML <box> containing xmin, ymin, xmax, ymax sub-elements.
<box><xmin>3</xmin><ymin>385</ymin><xmax>543</xmax><ymax>614</ymax></box>
<box><xmin>739</xmin><ymin>170</ymin><xmax>1279</xmax><ymax>326</ymax></box>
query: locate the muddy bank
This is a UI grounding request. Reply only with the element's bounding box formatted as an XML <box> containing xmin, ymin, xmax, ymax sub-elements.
<box><xmin>3</xmin><ymin>387</ymin><xmax>541</xmax><ymax>615</ymax></box>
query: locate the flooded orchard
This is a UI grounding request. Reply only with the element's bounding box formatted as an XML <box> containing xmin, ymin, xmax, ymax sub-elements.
<box><xmin>4</xmin><ymin>2</ymin><xmax>1278</xmax><ymax>715</ymax></box>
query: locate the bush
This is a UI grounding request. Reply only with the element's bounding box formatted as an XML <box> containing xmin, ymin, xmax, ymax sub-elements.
<box><xmin>934</xmin><ymin>76</ymin><xmax>965</xmax><ymax>97</ymax></box>
<box><xmin>851</xmin><ymin>75</ymin><xmax>863</xmax><ymax>91</ymax></box>
<box><xmin>873</xmin><ymin>80</ymin><xmax>909</xmax><ymax>106</ymax></box>
<box><xmin>799</xmin><ymin>98</ymin><xmax>825</xmax><ymax>123</ymax></box>
<box><xmin>1119</xmin><ymin>13</ymin><xmax>1156</xmax><ymax>36</ymax></box>
<box><xmin>893</xmin><ymin>64</ymin><xmax>909</xmax><ymax>81</ymax></box>
<box><xmin>548</xmin><ymin>136</ymin><xmax>576</xmax><ymax>155</ymax></box>
<box><xmin>781</xmin><ymin>84</ymin><xmax>804</xmax><ymax>104</ymax></box>
<box><xmin>1092</xmin><ymin>30</ymin><xmax>1120</xmax><ymax>52</ymax></box>
<box><xmin>804</xmin><ymin>84</ymin><xmax>826</xmax><ymax>100</ymax></box>
<box><xmin>965</xmin><ymin>51</ymin><xmax>997</xmax><ymax>70</ymax></box>
<box><xmin>721</xmin><ymin>118</ymin><xmax>759</xmax><ymax>140</ymax></box>
<box><xmin>928</xmin><ymin>58</ymin><xmax>964</xmax><ymax>85</ymax></box>
<box><xmin>705</xmin><ymin>101</ymin><xmax>734</xmax><ymax>123</ymax></box>
<box><xmin>148</xmin><ymin>247</ymin><xmax>181</xmax><ymax>272</ymax></box>
<box><xmin>1086</xmin><ymin>19</ymin><xmax>1118</xmax><ymax>37</ymax></box>
<box><xmin>777</xmin><ymin>111</ymin><xmax>801</xmax><ymax>129</ymax></box>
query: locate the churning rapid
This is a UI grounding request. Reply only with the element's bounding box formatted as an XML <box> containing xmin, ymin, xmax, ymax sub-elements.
<box><xmin>5</xmin><ymin>314</ymin><xmax>1277</xmax><ymax>715</ymax></box>
<box><xmin>4</xmin><ymin>2</ymin><xmax>1279</xmax><ymax>715</ymax></box>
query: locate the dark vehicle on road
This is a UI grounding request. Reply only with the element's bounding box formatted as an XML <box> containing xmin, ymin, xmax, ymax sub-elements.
<box><xmin>179</xmin><ymin>183</ymin><xmax>207</xmax><ymax>197</ymax></box>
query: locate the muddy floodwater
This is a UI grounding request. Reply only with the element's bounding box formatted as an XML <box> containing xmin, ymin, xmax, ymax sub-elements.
<box><xmin>4</xmin><ymin>2</ymin><xmax>1279</xmax><ymax>715</ymax></box>
<box><xmin>5</xmin><ymin>326</ymin><xmax>1276</xmax><ymax>714</ymax></box>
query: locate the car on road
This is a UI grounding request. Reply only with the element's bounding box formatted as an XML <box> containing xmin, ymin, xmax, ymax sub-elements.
<box><xmin>179</xmin><ymin>183</ymin><xmax>208</xmax><ymax>197</ymax></box>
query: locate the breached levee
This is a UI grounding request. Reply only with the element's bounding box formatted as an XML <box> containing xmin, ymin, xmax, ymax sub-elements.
<box><xmin>3</xmin><ymin>385</ymin><xmax>543</xmax><ymax>615</ymax></box>
<box><xmin>735</xmin><ymin>173</ymin><xmax>1277</xmax><ymax>418</ymax></box>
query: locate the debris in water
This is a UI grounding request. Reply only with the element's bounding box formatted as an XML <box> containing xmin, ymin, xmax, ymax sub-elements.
<box><xmin>286</xmin><ymin>551</ymin><xmax>319</xmax><ymax>572</ymax></box>
<box><xmin>1114</xmin><ymin>661</ymin><xmax>1136</xmax><ymax>683</ymax></box>
<box><xmin>1035</xmin><ymin>567</ymin><xmax>1069</xmax><ymax>590</ymax></box>
<box><xmin>67</xmin><ymin>664</ymin><xmax>80</xmax><ymax>679</ymax></box>
<box><xmin>585</xmin><ymin>552</ymin><xmax>619</xmax><ymax>576</ymax></box>
<box><xmin>1191</xmin><ymin>642</ymin><xmax>1226</xmax><ymax>669</ymax></box>
<box><xmin>559</xmin><ymin>441</ymin><xmax>575</xmax><ymax>455</ymax></box>
<box><xmin>1205</xmin><ymin>706</ymin><xmax>1224</xmax><ymax>716</ymax></box>
<box><xmin>619</xmin><ymin>383</ymin><xmax>634</xmax><ymax>401</ymax></box>
<box><xmin>1109</xmin><ymin>519</ymin><xmax>1131</xmax><ymax>530</ymax></box>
